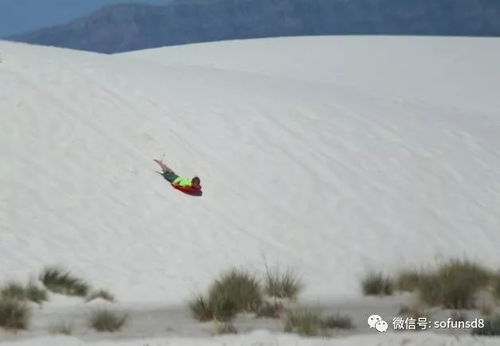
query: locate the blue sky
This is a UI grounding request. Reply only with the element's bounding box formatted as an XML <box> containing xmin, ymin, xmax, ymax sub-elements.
<box><xmin>0</xmin><ymin>0</ymin><xmax>170</xmax><ymax>37</ymax></box>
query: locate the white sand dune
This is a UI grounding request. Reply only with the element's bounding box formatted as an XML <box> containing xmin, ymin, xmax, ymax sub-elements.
<box><xmin>1</xmin><ymin>36</ymin><xmax>500</xmax><ymax>344</ymax></box>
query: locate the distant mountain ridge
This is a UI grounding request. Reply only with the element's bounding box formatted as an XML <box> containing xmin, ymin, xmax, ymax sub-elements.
<box><xmin>9</xmin><ymin>0</ymin><xmax>500</xmax><ymax>53</ymax></box>
<box><xmin>0</xmin><ymin>0</ymin><xmax>169</xmax><ymax>37</ymax></box>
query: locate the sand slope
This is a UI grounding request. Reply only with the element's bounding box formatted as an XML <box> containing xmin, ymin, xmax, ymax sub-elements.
<box><xmin>1</xmin><ymin>37</ymin><xmax>499</xmax><ymax>306</ymax></box>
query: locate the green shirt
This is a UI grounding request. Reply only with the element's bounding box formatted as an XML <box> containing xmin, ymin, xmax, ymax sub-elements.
<box><xmin>173</xmin><ymin>176</ymin><xmax>192</xmax><ymax>187</ymax></box>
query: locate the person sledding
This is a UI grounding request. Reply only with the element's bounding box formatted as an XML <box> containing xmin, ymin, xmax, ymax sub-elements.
<box><xmin>154</xmin><ymin>159</ymin><xmax>202</xmax><ymax>195</ymax></box>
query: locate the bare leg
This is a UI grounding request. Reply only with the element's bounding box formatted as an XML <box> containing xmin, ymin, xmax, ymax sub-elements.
<box><xmin>154</xmin><ymin>159</ymin><xmax>174</xmax><ymax>173</ymax></box>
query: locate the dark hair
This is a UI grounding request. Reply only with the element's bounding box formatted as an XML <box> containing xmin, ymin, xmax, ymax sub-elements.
<box><xmin>192</xmin><ymin>176</ymin><xmax>201</xmax><ymax>185</ymax></box>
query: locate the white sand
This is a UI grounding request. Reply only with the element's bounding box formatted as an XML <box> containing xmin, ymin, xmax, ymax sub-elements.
<box><xmin>1</xmin><ymin>36</ymin><xmax>499</xmax><ymax>344</ymax></box>
<box><xmin>6</xmin><ymin>331</ymin><xmax>500</xmax><ymax>346</ymax></box>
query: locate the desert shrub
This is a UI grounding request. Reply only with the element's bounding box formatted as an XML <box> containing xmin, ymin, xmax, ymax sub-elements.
<box><xmin>0</xmin><ymin>283</ymin><xmax>26</xmax><ymax>301</ymax></box>
<box><xmin>256</xmin><ymin>301</ymin><xmax>284</xmax><ymax>319</ymax></box>
<box><xmin>88</xmin><ymin>309</ymin><xmax>127</xmax><ymax>332</ymax></box>
<box><xmin>321</xmin><ymin>313</ymin><xmax>354</xmax><ymax>329</ymax></box>
<box><xmin>49</xmin><ymin>322</ymin><xmax>73</xmax><ymax>335</ymax></box>
<box><xmin>418</xmin><ymin>259</ymin><xmax>493</xmax><ymax>309</ymax></box>
<box><xmin>208</xmin><ymin>289</ymin><xmax>238</xmax><ymax>322</ymax></box>
<box><xmin>86</xmin><ymin>289</ymin><xmax>114</xmax><ymax>302</ymax></box>
<box><xmin>285</xmin><ymin>309</ymin><xmax>324</xmax><ymax>336</ymax></box>
<box><xmin>362</xmin><ymin>272</ymin><xmax>394</xmax><ymax>296</ymax></box>
<box><xmin>208</xmin><ymin>268</ymin><xmax>262</xmax><ymax>314</ymax></box>
<box><xmin>0</xmin><ymin>298</ymin><xmax>30</xmax><ymax>330</ymax></box>
<box><xmin>40</xmin><ymin>267</ymin><xmax>89</xmax><ymax>297</ymax></box>
<box><xmin>1</xmin><ymin>282</ymin><xmax>48</xmax><ymax>304</ymax></box>
<box><xmin>396</xmin><ymin>269</ymin><xmax>425</xmax><ymax>292</ymax></box>
<box><xmin>188</xmin><ymin>294</ymin><xmax>213</xmax><ymax>322</ymax></box>
<box><xmin>264</xmin><ymin>266</ymin><xmax>303</xmax><ymax>300</ymax></box>
<box><xmin>26</xmin><ymin>282</ymin><xmax>48</xmax><ymax>304</ymax></box>
<box><xmin>472</xmin><ymin>316</ymin><xmax>500</xmax><ymax>336</ymax></box>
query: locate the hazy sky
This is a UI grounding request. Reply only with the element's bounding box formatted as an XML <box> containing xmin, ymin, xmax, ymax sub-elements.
<box><xmin>0</xmin><ymin>0</ymin><xmax>170</xmax><ymax>37</ymax></box>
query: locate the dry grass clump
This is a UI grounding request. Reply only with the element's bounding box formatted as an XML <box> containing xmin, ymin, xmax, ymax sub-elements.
<box><xmin>40</xmin><ymin>267</ymin><xmax>89</xmax><ymax>297</ymax></box>
<box><xmin>1</xmin><ymin>281</ymin><xmax>48</xmax><ymax>304</ymax></box>
<box><xmin>208</xmin><ymin>268</ymin><xmax>262</xmax><ymax>313</ymax></box>
<box><xmin>391</xmin><ymin>259</ymin><xmax>498</xmax><ymax>312</ymax></box>
<box><xmin>189</xmin><ymin>268</ymin><xmax>263</xmax><ymax>322</ymax></box>
<box><xmin>0</xmin><ymin>283</ymin><xmax>26</xmax><ymax>301</ymax></box>
<box><xmin>206</xmin><ymin>291</ymin><xmax>238</xmax><ymax>322</ymax></box>
<box><xmin>264</xmin><ymin>266</ymin><xmax>303</xmax><ymax>300</ymax></box>
<box><xmin>417</xmin><ymin>259</ymin><xmax>493</xmax><ymax>309</ymax></box>
<box><xmin>284</xmin><ymin>309</ymin><xmax>324</xmax><ymax>336</ymax></box>
<box><xmin>395</xmin><ymin>269</ymin><xmax>425</xmax><ymax>292</ymax></box>
<box><xmin>88</xmin><ymin>309</ymin><xmax>128</xmax><ymax>332</ymax></box>
<box><xmin>189</xmin><ymin>294</ymin><xmax>213</xmax><ymax>321</ymax></box>
<box><xmin>25</xmin><ymin>282</ymin><xmax>48</xmax><ymax>304</ymax></box>
<box><xmin>361</xmin><ymin>272</ymin><xmax>394</xmax><ymax>296</ymax></box>
<box><xmin>189</xmin><ymin>265</ymin><xmax>305</xmax><ymax>323</ymax></box>
<box><xmin>0</xmin><ymin>298</ymin><xmax>30</xmax><ymax>330</ymax></box>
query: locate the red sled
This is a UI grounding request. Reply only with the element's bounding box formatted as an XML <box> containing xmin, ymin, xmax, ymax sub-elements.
<box><xmin>171</xmin><ymin>183</ymin><xmax>203</xmax><ymax>196</ymax></box>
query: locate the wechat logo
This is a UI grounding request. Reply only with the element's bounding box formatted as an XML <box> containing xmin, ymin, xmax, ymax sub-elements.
<box><xmin>368</xmin><ymin>314</ymin><xmax>389</xmax><ymax>332</ymax></box>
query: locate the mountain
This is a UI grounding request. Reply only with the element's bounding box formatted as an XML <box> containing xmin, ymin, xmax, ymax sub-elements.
<box><xmin>0</xmin><ymin>0</ymin><xmax>170</xmax><ymax>38</ymax></box>
<box><xmin>8</xmin><ymin>0</ymin><xmax>500</xmax><ymax>53</ymax></box>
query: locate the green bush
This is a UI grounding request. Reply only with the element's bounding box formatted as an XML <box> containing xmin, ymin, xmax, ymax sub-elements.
<box><xmin>0</xmin><ymin>283</ymin><xmax>26</xmax><ymax>301</ymax></box>
<box><xmin>418</xmin><ymin>259</ymin><xmax>493</xmax><ymax>309</ymax></box>
<box><xmin>361</xmin><ymin>272</ymin><xmax>394</xmax><ymax>296</ymax></box>
<box><xmin>40</xmin><ymin>267</ymin><xmax>90</xmax><ymax>297</ymax></box>
<box><xmin>284</xmin><ymin>309</ymin><xmax>324</xmax><ymax>336</ymax></box>
<box><xmin>188</xmin><ymin>294</ymin><xmax>213</xmax><ymax>322</ymax></box>
<box><xmin>0</xmin><ymin>298</ymin><xmax>30</xmax><ymax>330</ymax></box>
<box><xmin>472</xmin><ymin>316</ymin><xmax>500</xmax><ymax>336</ymax></box>
<box><xmin>208</xmin><ymin>268</ymin><xmax>262</xmax><ymax>314</ymax></box>
<box><xmin>89</xmin><ymin>309</ymin><xmax>127</xmax><ymax>332</ymax></box>
<box><xmin>321</xmin><ymin>313</ymin><xmax>354</xmax><ymax>329</ymax></box>
<box><xmin>264</xmin><ymin>267</ymin><xmax>303</xmax><ymax>300</ymax></box>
